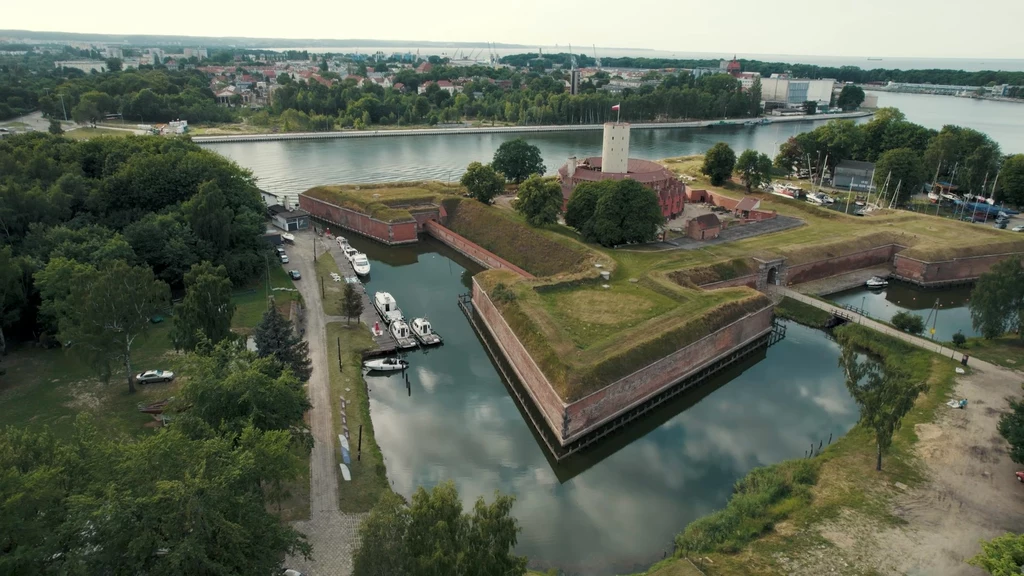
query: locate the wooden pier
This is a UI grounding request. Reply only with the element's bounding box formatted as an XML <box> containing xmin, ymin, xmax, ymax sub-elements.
<box><xmin>326</xmin><ymin>238</ymin><xmax>398</xmax><ymax>357</ymax></box>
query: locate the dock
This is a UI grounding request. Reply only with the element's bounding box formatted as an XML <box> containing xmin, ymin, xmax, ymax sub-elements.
<box><xmin>326</xmin><ymin>238</ymin><xmax>398</xmax><ymax>357</ymax></box>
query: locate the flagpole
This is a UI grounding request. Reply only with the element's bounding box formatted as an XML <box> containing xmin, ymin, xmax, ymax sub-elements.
<box><xmin>616</xmin><ymin>106</ymin><xmax>620</xmax><ymax>123</ymax></box>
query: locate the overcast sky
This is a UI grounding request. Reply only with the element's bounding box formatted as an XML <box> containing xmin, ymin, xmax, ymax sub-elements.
<box><xmin>7</xmin><ymin>0</ymin><xmax>1024</xmax><ymax>59</ymax></box>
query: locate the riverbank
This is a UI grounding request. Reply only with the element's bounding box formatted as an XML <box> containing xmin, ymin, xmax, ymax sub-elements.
<box><xmin>629</xmin><ymin>316</ymin><xmax>1023</xmax><ymax>575</ymax></box>
<box><xmin>191</xmin><ymin>111</ymin><xmax>873</xmax><ymax>143</ymax></box>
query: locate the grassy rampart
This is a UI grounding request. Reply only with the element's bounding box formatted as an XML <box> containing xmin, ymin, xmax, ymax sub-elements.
<box><xmin>668</xmin><ymin>258</ymin><xmax>753</xmax><ymax>287</ymax></box>
<box><xmin>444</xmin><ymin>198</ymin><xmax>596</xmax><ymax>278</ymax></box>
<box><xmin>303</xmin><ymin>181</ymin><xmax>454</xmax><ymax>223</ymax></box>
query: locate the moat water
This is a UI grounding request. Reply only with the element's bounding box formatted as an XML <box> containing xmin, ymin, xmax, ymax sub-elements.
<box><xmin>206</xmin><ymin>99</ymin><xmax>989</xmax><ymax>572</ymax></box>
<box><xmin>346</xmin><ymin>234</ymin><xmax>858</xmax><ymax>574</ymax></box>
<box><xmin>827</xmin><ymin>283</ymin><xmax>977</xmax><ymax>342</ymax></box>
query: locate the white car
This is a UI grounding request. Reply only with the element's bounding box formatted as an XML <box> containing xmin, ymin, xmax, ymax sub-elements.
<box><xmin>136</xmin><ymin>369</ymin><xmax>174</xmax><ymax>384</ymax></box>
<box><xmin>280</xmin><ymin>254</ymin><xmax>289</xmax><ymax>263</ymax></box>
<box><xmin>343</xmin><ymin>246</ymin><xmax>359</xmax><ymax>261</ymax></box>
<box><xmin>1013</xmin><ymin>225</ymin><xmax>1024</xmax><ymax>232</ymax></box>
<box><xmin>352</xmin><ymin>254</ymin><xmax>371</xmax><ymax>276</ymax></box>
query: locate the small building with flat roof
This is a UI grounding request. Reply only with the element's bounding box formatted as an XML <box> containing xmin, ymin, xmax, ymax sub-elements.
<box><xmin>833</xmin><ymin>160</ymin><xmax>875</xmax><ymax>193</ymax></box>
<box><xmin>267</xmin><ymin>204</ymin><xmax>311</xmax><ymax>232</ymax></box>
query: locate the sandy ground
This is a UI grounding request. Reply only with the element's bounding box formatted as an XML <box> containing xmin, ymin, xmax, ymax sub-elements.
<box><xmin>814</xmin><ymin>362</ymin><xmax>1024</xmax><ymax>575</ymax></box>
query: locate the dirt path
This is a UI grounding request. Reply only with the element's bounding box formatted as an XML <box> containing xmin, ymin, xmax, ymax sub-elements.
<box><xmin>777</xmin><ymin>287</ymin><xmax>1024</xmax><ymax>574</ymax></box>
<box><xmin>284</xmin><ymin>231</ymin><xmax>364</xmax><ymax>576</ymax></box>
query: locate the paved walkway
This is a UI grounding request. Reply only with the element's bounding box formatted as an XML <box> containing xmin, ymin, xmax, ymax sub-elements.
<box><xmin>778</xmin><ymin>287</ymin><xmax>989</xmax><ymax>368</ymax></box>
<box><xmin>325</xmin><ymin>236</ymin><xmax>396</xmax><ymax>352</ymax></box>
<box><xmin>285</xmin><ymin>231</ymin><xmax>364</xmax><ymax>576</ymax></box>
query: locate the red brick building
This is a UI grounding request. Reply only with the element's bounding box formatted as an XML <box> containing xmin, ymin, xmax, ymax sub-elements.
<box><xmin>557</xmin><ymin>156</ymin><xmax>685</xmax><ymax>220</ymax></box>
<box><xmin>687</xmin><ymin>213</ymin><xmax>722</xmax><ymax>240</ymax></box>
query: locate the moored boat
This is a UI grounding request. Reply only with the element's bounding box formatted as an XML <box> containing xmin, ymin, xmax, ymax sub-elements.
<box><xmin>352</xmin><ymin>253</ymin><xmax>371</xmax><ymax>276</ymax></box>
<box><xmin>865</xmin><ymin>276</ymin><xmax>888</xmax><ymax>289</ymax></box>
<box><xmin>410</xmin><ymin>317</ymin><xmax>443</xmax><ymax>346</ymax></box>
<box><xmin>362</xmin><ymin>357</ymin><xmax>409</xmax><ymax>371</ymax></box>
<box><xmin>373</xmin><ymin>291</ymin><xmax>403</xmax><ymax>325</ymax></box>
<box><xmin>390</xmin><ymin>320</ymin><xmax>419</xmax><ymax>349</ymax></box>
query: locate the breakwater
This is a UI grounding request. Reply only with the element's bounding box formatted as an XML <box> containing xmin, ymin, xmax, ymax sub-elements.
<box><xmin>192</xmin><ymin>111</ymin><xmax>873</xmax><ymax>143</ymax></box>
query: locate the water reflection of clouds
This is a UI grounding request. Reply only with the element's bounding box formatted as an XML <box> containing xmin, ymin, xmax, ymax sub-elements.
<box><xmin>362</xmin><ymin>241</ymin><xmax>858</xmax><ymax>574</ymax></box>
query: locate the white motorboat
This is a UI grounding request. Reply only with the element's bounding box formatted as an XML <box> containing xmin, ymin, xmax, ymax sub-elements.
<box><xmin>410</xmin><ymin>317</ymin><xmax>443</xmax><ymax>346</ymax></box>
<box><xmin>390</xmin><ymin>320</ymin><xmax>419</xmax><ymax>349</ymax></box>
<box><xmin>373</xmin><ymin>292</ymin><xmax>403</xmax><ymax>325</ymax></box>
<box><xmin>339</xmin><ymin>463</ymin><xmax>351</xmax><ymax>482</ymax></box>
<box><xmin>806</xmin><ymin>193</ymin><xmax>824</xmax><ymax>205</ymax></box>
<box><xmin>865</xmin><ymin>276</ymin><xmax>888</xmax><ymax>289</ymax></box>
<box><xmin>352</xmin><ymin>253</ymin><xmax>371</xmax><ymax>276</ymax></box>
<box><xmin>362</xmin><ymin>357</ymin><xmax>408</xmax><ymax>371</ymax></box>
<box><xmin>336</xmin><ymin>235</ymin><xmax>348</xmax><ymax>248</ymax></box>
<box><xmin>281</xmin><ymin>232</ymin><xmax>295</xmax><ymax>243</ymax></box>
<box><xmin>343</xmin><ymin>246</ymin><xmax>359</xmax><ymax>262</ymax></box>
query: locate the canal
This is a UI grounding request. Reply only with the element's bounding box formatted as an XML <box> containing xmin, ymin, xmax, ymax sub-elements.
<box><xmin>346</xmin><ymin>233</ymin><xmax>859</xmax><ymax>575</ymax></box>
<box><xmin>826</xmin><ymin>282</ymin><xmax>977</xmax><ymax>342</ymax></box>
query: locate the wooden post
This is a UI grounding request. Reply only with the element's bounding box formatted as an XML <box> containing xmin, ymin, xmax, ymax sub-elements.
<box><xmin>321</xmin><ymin>276</ymin><xmax>324</xmax><ymax>298</ymax></box>
<box><xmin>357</xmin><ymin>425</ymin><xmax>362</xmax><ymax>461</ymax></box>
<box><xmin>337</xmin><ymin>337</ymin><xmax>342</xmax><ymax>369</ymax></box>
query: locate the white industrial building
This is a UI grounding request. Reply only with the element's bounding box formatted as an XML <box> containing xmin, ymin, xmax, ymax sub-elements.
<box><xmin>759</xmin><ymin>75</ymin><xmax>836</xmax><ymax>108</ymax></box>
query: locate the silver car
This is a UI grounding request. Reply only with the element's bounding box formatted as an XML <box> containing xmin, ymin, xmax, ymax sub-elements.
<box><xmin>136</xmin><ymin>369</ymin><xmax>175</xmax><ymax>384</ymax></box>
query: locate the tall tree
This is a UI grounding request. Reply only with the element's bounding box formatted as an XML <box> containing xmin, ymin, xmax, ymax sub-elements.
<box><xmin>177</xmin><ymin>341</ymin><xmax>311</xmax><ymax>436</ymax></box>
<box><xmin>997</xmin><ymin>399</ymin><xmax>1024</xmax><ymax>465</ymax></box>
<box><xmin>969</xmin><ymin>533</ymin><xmax>1024</xmax><ymax>576</ymax></box>
<box><xmin>774</xmin><ymin>136</ymin><xmax>803</xmax><ymax>170</ymax></box>
<box><xmin>734</xmin><ymin>149</ymin><xmax>773</xmax><ymax>193</ymax></box>
<box><xmin>353</xmin><ymin>481</ymin><xmax>527</xmax><ymax>576</ymax></box>
<box><xmin>836</xmin><ymin>84</ymin><xmax>866</xmax><ymax>110</ymax></box>
<box><xmin>995</xmin><ymin>154</ymin><xmax>1024</xmax><ymax>205</ymax></box>
<box><xmin>701</xmin><ymin>142</ymin><xmax>736</xmax><ymax>186</ymax></box>
<box><xmin>588</xmin><ymin>179</ymin><xmax>664</xmax><ymax>246</ymax></box>
<box><xmin>352</xmin><ymin>491</ymin><xmax>413</xmax><ymax>576</ymax></box>
<box><xmin>514</xmin><ymin>175</ymin><xmax>562</xmax><ymax>227</ymax></box>
<box><xmin>171</xmin><ymin>261</ymin><xmax>236</xmax><ymax>351</ymax></box>
<box><xmin>253</xmin><ymin>303</ymin><xmax>312</xmax><ymax>381</ymax></box>
<box><xmin>838</xmin><ymin>342</ymin><xmax>926</xmax><ymax>471</ymax></box>
<box><xmin>564</xmin><ymin>180</ymin><xmax>612</xmax><ymax>237</ymax></box>
<box><xmin>873</xmin><ymin>148</ymin><xmax>927</xmax><ymax>204</ymax></box>
<box><xmin>0</xmin><ymin>247</ymin><xmax>27</xmax><ymax>356</ymax></box>
<box><xmin>47</xmin><ymin>118</ymin><xmax>63</xmax><ymax>135</ymax></box>
<box><xmin>492</xmin><ymin>139</ymin><xmax>545</xmax><ymax>184</ymax></box>
<box><xmin>969</xmin><ymin>257</ymin><xmax>1024</xmax><ymax>339</ymax></box>
<box><xmin>460</xmin><ymin>161</ymin><xmax>505</xmax><ymax>204</ymax></box>
<box><xmin>748</xmin><ymin>76</ymin><xmax>762</xmax><ymax>117</ymax></box>
<box><xmin>58</xmin><ymin>261</ymin><xmax>170</xmax><ymax>393</ymax></box>
<box><xmin>342</xmin><ymin>282</ymin><xmax>364</xmax><ymax>324</ymax></box>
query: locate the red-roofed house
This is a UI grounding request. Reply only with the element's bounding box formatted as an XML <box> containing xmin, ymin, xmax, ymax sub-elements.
<box><xmin>687</xmin><ymin>213</ymin><xmax>722</xmax><ymax>240</ymax></box>
<box><xmin>416</xmin><ymin>62</ymin><xmax>433</xmax><ymax>73</ymax></box>
<box><xmin>392</xmin><ymin>82</ymin><xmax>406</xmax><ymax>92</ymax></box>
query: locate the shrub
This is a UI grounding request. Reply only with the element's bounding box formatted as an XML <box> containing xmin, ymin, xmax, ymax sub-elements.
<box><xmin>951</xmin><ymin>331</ymin><xmax>967</xmax><ymax>347</ymax></box>
<box><xmin>892</xmin><ymin>311</ymin><xmax>925</xmax><ymax>335</ymax></box>
<box><xmin>490</xmin><ymin>282</ymin><xmax>517</xmax><ymax>303</ymax></box>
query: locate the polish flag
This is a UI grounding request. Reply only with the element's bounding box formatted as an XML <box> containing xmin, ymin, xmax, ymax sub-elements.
<box><xmin>611</xmin><ymin>104</ymin><xmax>620</xmax><ymax>111</ymax></box>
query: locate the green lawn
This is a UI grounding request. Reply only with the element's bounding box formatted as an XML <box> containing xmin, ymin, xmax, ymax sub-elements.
<box><xmin>304</xmin><ymin>182</ymin><xmax>456</xmax><ymax>223</ymax></box>
<box><xmin>232</xmin><ymin>260</ymin><xmax>300</xmax><ymax>332</ymax></box>
<box><xmin>956</xmin><ymin>335</ymin><xmax>1024</xmax><ymax>369</ymax></box>
<box><xmin>774</xmin><ymin>296</ymin><xmax>832</xmax><ymax>328</ymax></box>
<box><xmin>326</xmin><ymin>322</ymin><xmax>390</xmax><ymax>512</ymax></box>
<box><xmin>63</xmin><ymin>127</ymin><xmax>130</xmax><ymax>140</ymax></box>
<box><xmin>315</xmin><ymin>252</ymin><xmax>344</xmax><ymax>316</ymax></box>
<box><xmin>0</xmin><ymin>323</ymin><xmax>181</xmax><ymax>439</ymax></box>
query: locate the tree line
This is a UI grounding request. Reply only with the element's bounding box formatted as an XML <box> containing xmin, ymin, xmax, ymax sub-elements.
<box><xmin>772</xmin><ymin>108</ymin><xmax>1024</xmax><ymax>206</ymax></box>
<box><xmin>0</xmin><ymin>133</ymin><xmax>267</xmax><ymax>374</ymax></box>
<box><xmin>500</xmin><ymin>52</ymin><xmax>1024</xmax><ymax>90</ymax></box>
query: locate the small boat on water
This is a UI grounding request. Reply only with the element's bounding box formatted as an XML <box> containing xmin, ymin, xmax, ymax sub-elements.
<box><xmin>373</xmin><ymin>291</ymin><xmax>403</xmax><ymax>325</ymax></box>
<box><xmin>352</xmin><ymin>253</ymin><xmax>371</xmax><ymax>276</ymax></box>
<box><xmin>410</xmin><ymin>317</ymin><xmax>443</xmax><ymax>346</ymax></box>
<box><xmin>336</xmin><ymin>236</ymin><xmax>349</xmax><ymax>248</ymax></box>
<box><xmin>865</xmin><ymin>276</ymin><xmax>888</xmax><ymax>289</ymax></box>
<box><xmin>390</xmin><ymin>320</ymin><xmax>419</xmax><ymax>349</ymax></box>
<box><xmin>363</xmin><ymin>357</ymin><xmax>408</xmax><ymax>372</ymax></box>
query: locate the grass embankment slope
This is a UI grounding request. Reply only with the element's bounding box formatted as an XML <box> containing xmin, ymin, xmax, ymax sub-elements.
<box><xmin>303</xmin><ymin>181</ymin><xmax>457</xmax><ymax>223</ymax></box>
<box><xmin>325</xmin><ymin>322</ymin><xmax>390</xmax><ymax>512</ymax></box>
<box><xmin>628</xmin><ymin>323</ymin><xmax>960</xmax><ymax>575</ymax></box>
<box><xmin>446</xmin><ymin>198</ymin><xmax>769</xmax><ymax>402</ymax></box>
